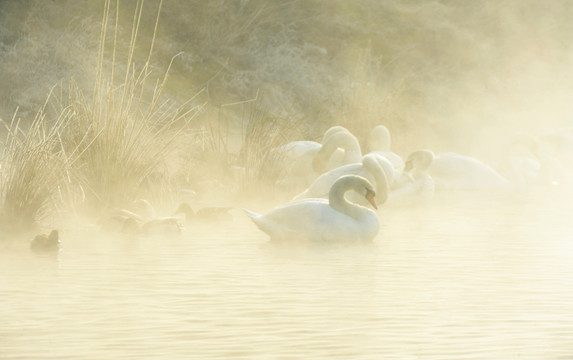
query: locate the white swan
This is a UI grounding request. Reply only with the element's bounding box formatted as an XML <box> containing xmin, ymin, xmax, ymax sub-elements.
<box><xmin>388</xmin><ymin>149</ymin><xmax>435</xmax><ymax>205</ymax></box>
<box><xmin>312</xmin><ymin>129</ymin><xmax>362</xmax><ymax>174</ymax></box>
<box><xmin>276</xmin><ymin>126</ymin><xmax>349</xmax><ymax>166</ymax></box>
<box><xmin>428</xmin><ymin>152</ymin><xmax>511</xmax><ymax>190</ymax></box>
<box><xmin>294</xmin><ymin>153</ymin><xmax>391</xmax><ymax>207</ymax></box>
<box><xmin>366</xmin><ymin>125</ymin><xmax>405</xmax><ymax>172</ymax></box>
<box><xmin>245</xmin><ymin>175</ymin><xmax>380</xmax><ymax>243</ymax></box>
<box><xmin>276</xmin><ymin>126</ymin><xmax>360</xmax><ymax>189</ymax></box>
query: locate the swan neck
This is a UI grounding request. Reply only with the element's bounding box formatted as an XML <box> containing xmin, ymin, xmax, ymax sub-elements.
<box><xmin>372</xmin><ymin>165</ymin><xmax>389</xmax><ymax>205</ymax></box>
<box><xmin>314</xmin><ymin>132</ymin><xmax>363</xmax><ymax>174</ymax></box>
<box><xmin>329</xmin><ymin>179</ymin><xmax>365</xmax><ymax>219</ymax></box>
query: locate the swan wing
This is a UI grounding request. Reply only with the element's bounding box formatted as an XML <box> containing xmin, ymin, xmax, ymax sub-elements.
<box><xmin>246</xmin><ymin>199</ymin><xmax>378</xmax><ymax>242</ymax></box>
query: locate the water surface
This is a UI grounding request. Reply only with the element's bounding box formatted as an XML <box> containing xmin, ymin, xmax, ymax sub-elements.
<box><xmin>2</xmin><ymin>189</ymin><xmax>573</xmax><ymax>359</ymax></box>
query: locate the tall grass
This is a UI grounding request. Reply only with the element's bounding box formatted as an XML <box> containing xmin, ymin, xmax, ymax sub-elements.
<box><xmin>236</xmin><ymin>97</ymin><xmax>316</xmax><ymax>199</ymax></box>
<box><xmin>53</xmin><ymin>0</ymin><xmax>202</xmax><ymax>215</ymax></box>
<box><xmin>0</xmin><ymin>101</ymin><xmax>73</xmax><ymax>232</ymax></box>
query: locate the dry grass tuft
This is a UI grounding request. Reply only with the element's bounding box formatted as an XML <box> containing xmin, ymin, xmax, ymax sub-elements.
<box><xmin>237</xmin><ymin>99</ymin><xmax>311</xmax><ymax>197</ymax></box>
<box><xmin>0</xmin><ymin>103</ymin><xmax>72</xmax><ymax>232</ymax></box>
<box><xmin>52</xmin><ymin>0</ymin><xmax>202</xmax><ymax>215</ymax></box>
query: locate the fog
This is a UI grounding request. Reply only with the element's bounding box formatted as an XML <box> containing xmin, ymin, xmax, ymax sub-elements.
<box><xmin>2</xmin><ymin>0</ymin><xmax>573</xmax><ymax>358</ymax></box>
<box><xmin>2</xmin><ymin>1</ymin><xmax>573</xmax><ymax>149</ymax></box>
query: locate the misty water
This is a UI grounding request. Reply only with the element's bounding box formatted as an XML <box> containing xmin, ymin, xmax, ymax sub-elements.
<box><xmin>2</xmin><ymin>187</ymin><xmax>573</xmax><ymax>359</ymax></box>
<box><xmin>3</xmin><ymin>1</ymin><xmax>573</xmax><ymax>359</ymax></box>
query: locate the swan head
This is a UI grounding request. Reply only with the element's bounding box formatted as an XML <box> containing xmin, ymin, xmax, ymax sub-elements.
<box><xmin>330</xmin><ymin>175</ymin><xmax>378</xmax><ymax>210</ymax></box>
<box><xmin>365</xmin><ymin>188</ymin><xmax>377</xmax><ymax>210</ymax></box>
<box><xmin>368</xmin><ymin>125</ymin><xmax>391</xmax><ymax>152</ymax></box>
<box><xmin>321</xmin><ymin>126</ymin><xmax>350</xmax><ymax>143</ymax></box>
<box><xmin>404</xmin><ymin>149</ymin><xmax>435</xmax><ymax>173</ymax></box>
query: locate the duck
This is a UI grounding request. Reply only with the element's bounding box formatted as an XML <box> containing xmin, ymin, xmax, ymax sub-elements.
<box><xmin>174</xmin><ymin>202</ymin><xmax>233</xmax><ymax>223</ymax></box>
<box><xmin>101</xmin><ymin>199</ymin><xmax>183</xmax><ymax>236</ymax></box>
<box><xmin>101</xmin><ymin>198</ymin><xmax>157</xmax><ymax>230</ymax></box>
<box><xmin>30</xmin><ymin>230</ymin><xmax>60</xmax><ymax>253</ymax></box>
<box><xmin>131</xmin><ymin>198</ymin><xmax>156</xmax><ymax>221</ymax></box>
<box><xmin>388</xmin><ymin>149</ymin><xmax>435</xmax><ymax>205</ymax></box>
<box><xmin>293</xmin><ymin>153</ymin><xmax>391</xmax><ymax>207</ymax></box>
<box><xmin>120</xmin><ymin>216</ymin><xmax>184</xmax><ymax>237</ymax></box>
<box><xmin>366</xmin><ymin>125</ymin><xmax>405</xmax><ymax>172</ymax></box>
<box><xmin>245</xmin><ymin>175</ymin><xmax>380</xmax><ymax>243</ymax></box>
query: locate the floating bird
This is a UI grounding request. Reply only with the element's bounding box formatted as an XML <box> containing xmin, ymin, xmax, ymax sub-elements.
<box><xmin>174</xmin><ymin>203</ymin><xmax>233</xmax><ymax>223</ymax></box>
<box><xmin>245</xmin><ymin>175</ymin><xmax>379</xmax><ymax>243</ymax></box>
<box><xmin>366</xmin><ymin>125</ymin><xmax>405</xmax><ymax>172</ymax></box>
<box><xmin>428</xmin><ymin>152</ymin><xmax>511</xmax><ymax>190</ymax></box>
<box><xmin>276</xmin><ymin>126</ymin><xmax>360</xmax><ymax>189</ymax></box>
<box><xmin>30</xmin><ymin>230</ymin><xmax>60</xmax><ymax>253</ymax></box>
<box><xmin>119</xmin><ymin>216</ymin><xmax>184</xmax><ymax>237</ymax></box>
<box><xmin>294</xmin><ymin>153</ymin><xmax>391</xmax><ymax>207</ymax></box>
<box><xmin>388</xmin><ymin>149</ymin><xmax>435</xmax><ymax>205</ymax></box>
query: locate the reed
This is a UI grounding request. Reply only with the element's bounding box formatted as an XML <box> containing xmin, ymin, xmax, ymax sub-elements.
<box><xmin>54</xmin><ymin>0</ymin><xmax>201</xmax><ymax>215</ymax></box>
<box><xmin>237</xmin><ymin>99</ymin><xmax>310</xmax><ymax>197</ymax></box>
<box><xmin>0</xmin><ymin>102</ymin><xmax>73</xmax><ymax>232</ymax></box>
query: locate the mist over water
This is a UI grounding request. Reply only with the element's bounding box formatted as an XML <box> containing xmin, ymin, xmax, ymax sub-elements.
<box><xmin>3</xmin><ymin>190</ymin><xmax>573</xmax><ymax>359</ymax></box>
<box><xmin>2</xmin><ymin>0</ymin><xmax>573</xmax><ymax>359</ymax></box>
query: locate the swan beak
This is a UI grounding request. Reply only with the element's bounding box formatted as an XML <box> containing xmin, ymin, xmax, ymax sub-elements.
<box><xmin>365</xmin><ymin>190</ymin><xmax>377</xmax><ymax>210</ymax></box>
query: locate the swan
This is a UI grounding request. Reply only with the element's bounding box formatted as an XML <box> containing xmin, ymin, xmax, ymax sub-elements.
<box><xmin>30</xmin><ymin>230</ymin><xmax>60</xmax><ymax>253</ymax></box>
<box><xmin>428</xmin><ymin>152</ymin><xmax>511</xmax><ymax>190</ymax></box>
<box><xmin>388</xmin><ymin>149</ymin><xmax>435</xmax><ymax>205</ymax></box>
<box><xmin>312</xmin><ymin>129</ymin><xmax>362</xmax><ymax>174</ymax></box>
<box><xmin>366</xmin><ymin>125</ymin><xmax>405</xmax><ymax>172</ymax></box>
<box><xmin>276</xmin><ymin>126</ymin><xmax>349</xmax><ymax>164</ymax></box>
<box><xmin>294</xmin><ymin>153</ymin><xmax>391</xmax><ymax>207</ymax></box>
<box><xmin>245</xmin><ymin>175</ymin><xmax>380</xmax><ymax>243</ymax></box>
<box><xmin>276</xmin><ymin>126</ymin><xmax>359</xmax><ymax>189</ymax></box>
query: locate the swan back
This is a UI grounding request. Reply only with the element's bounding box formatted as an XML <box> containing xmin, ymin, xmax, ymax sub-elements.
<box><xmin>429</xmin><ymin>152</ymin><xmax>511</xmax><ymax>189</ymax></box>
